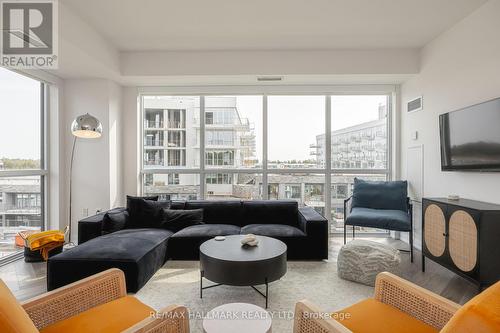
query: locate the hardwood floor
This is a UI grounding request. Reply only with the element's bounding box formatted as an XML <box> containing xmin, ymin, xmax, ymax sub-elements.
<box><xmin>0</xmin><ymin>236</ymin><xmax>478</xmax><ymax>304</ymax></box>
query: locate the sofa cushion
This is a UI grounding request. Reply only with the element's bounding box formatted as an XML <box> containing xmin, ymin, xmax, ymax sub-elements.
<box><xmin>334</xmin><ymin>298</ymin><xmax>438</xmax><ymax>333</ymax></box>
<box><xmin>170</xmin><ymin>200</ymin><xmax>186</xmax><ymax>210</ymax></box>
<box><xmin>168</xmin><ymin>224</ymin><xmax>241</xmax><ymax>260</ymax></box>
<box><xmin>40</xmin><ymin>296</ymin><xmax>153</xmax><ymax>333</ymax></box>
<box><xmin>161</xmin><ymin>208</ymin><xmax>204</xmax><ymax>232</ymax></box>
<box><xmin>346</xmin><ymin>207</ymin><xmax>411</xmax><ymax>231</ymax></box>
<box><xmin>242</xmin><ymin>200</ymin><xmax>299</xmax><ymax>227</ymax></box>
<box><xmin>48</xmin><ymin>228</ymin><xmax>173</xmax><ymax>292</ymax></box>
<box><xmin>126</xmin><ymin>195</ymin><xmax>158</xmax><ymax>211</ymax></box>
<box><xmin>102</xmin><ymin>208</ymin><xmax>129</xmax><ymax>235</ymax></box>
<box><xmin>241</xmin><ymin>224</ymin><xmax>306</xmax><ymax>238</ymax></box>
<box><xmin>126</xmin><ymin>195</ymin><xmax>158</xmax><ymax>227</ymax></box>
<box><xmin>351</xmin><ymin>178</ymin><xmax>408</xmax><ymax>212</ymax></box>
<box><xmin>185</xmin><ymin>200</ymin><xmax>243</xmax><ymax>226</ymax></box>
<box><xmin>128</xmin><ymin>199</ymin><xmax>171</xmax><ymax>228</ymax></box>
<box><xmin>172</xmin><ymin>224</ymin><xmax>240</xmax><ymax>238</ymax></box>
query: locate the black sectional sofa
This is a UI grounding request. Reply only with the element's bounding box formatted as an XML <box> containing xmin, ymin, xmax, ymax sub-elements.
<box><xmin>47</xmin><ymin>200</ymin><xmax>328</xmax><ymax>292</ymax></box>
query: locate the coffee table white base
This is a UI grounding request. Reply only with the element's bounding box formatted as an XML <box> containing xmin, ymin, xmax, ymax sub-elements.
<box><xmin>203</xmin><ymin>303</ymin><xmax>272</xmax><ymax>333</ymax></box>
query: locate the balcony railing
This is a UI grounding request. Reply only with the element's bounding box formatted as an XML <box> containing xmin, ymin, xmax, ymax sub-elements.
<box><xmin>145</xmin><ymin>140</ymin><xmax>164</xmax><ymax>146</ymax></box>
<box><xmin>144</xmin><ymin>120</ymin><xmax>164</xmax><ymax>128</ymax></box>
<box><xmin>167</xmin><ymin>120</ymin><xmax>186</xmax><ymax>128</ymax></box>
<box><xmin>145</xmin><ymin>160</ymin><xmax>164</xmax><ymax>166</ymax></box>
<box><xmin>167</xmin><ymin>141</ymin><xmax>185</xmax><ymax>148</ymax></box>
<box><xmin>0</xmin><ymin>204</ymin><xmax>41</xmax><ymax>215</ymax></box>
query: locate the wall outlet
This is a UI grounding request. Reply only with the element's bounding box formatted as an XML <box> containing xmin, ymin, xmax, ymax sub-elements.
<box><xmin>82</xmin><ymin>208</ymin><xmax>89</xmax><ymax>217</ymax></box>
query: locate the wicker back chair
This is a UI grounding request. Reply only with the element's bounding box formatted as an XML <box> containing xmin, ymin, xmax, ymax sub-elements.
<box><xmin>294</xmin><ymin>272</ymin><xmax>462</xmax><ymax>333</ymax></box>
<box><xmin>1</xmin><ymin>268</ymin><xmax>189</xmax><ymax>333</ymax></box>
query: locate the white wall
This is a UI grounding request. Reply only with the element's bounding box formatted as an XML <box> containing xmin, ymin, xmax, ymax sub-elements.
<box><xmin>121</xmin><ymin>49</ymin><xmax>419</xmax><ymax>77</ymax></box>
<box><xmin>400</xmin><ymin>0</ymin><xmax>500</xmax><ymax>248</ymax></box>
<box><xmin>56</xmin><ymin>2</ymin><xmax>120</xmax><ymax>80</ymax></box>
<box><xmin>122</xmin><ymin>87</ymin><xmax>141</xmax><ymax>197</ymax></box>
<box><xmin>63</xmin><ymin>79</ymin><xmax>124</xmax><ymax>241</ymax></box>
<box><xmin>108</xmin><ymin>81</ymin><xmax>123</xmax><ymax>207</ymax></box>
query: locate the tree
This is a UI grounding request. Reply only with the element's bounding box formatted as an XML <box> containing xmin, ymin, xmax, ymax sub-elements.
<box><xmin>0</xmin><ymin>158</ymin><xmax>39</xmax><ymax>169</ymax></box>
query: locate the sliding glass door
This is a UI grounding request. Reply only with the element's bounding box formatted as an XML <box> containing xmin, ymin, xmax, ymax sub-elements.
<box><xmin>141</xmin><ymin>93</ymin><xmax>391</xmax><ymax>233</ymax></box>
<box><xmin>0</xmin><ymin>68</ymin><xmax>47</xmax><ymax>261</ymax></box>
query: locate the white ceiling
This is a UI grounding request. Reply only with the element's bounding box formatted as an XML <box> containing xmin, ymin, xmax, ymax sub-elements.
<box><xmin>62</xmin><ymin>0</ymin><xmax>487</xmax><ymax>51</ymax></box>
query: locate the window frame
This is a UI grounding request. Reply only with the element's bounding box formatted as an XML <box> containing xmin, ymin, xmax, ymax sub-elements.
<box><xmin>139</xmin><ymin>88</ymin><xmax>394</xmax><ymax>232</ymax></box>
<box><xmin>0</xmin><ymin>75</ymin><xmax>48</xmax><ymax>264</ymax></box>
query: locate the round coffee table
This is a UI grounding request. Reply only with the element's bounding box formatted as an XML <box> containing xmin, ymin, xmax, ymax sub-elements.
<box><xmin>203</xmin><ymin>302</ymin><xmax>272</xmax><ymax>333</ymax></box>
<box><xmin>200</xmin><ymin>235</ymin><xmax>287</xmax><ymax>308</ymax></box>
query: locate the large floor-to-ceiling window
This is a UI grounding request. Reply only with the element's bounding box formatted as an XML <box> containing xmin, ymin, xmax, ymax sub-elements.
<box><xmin>0</xmin><ymin>68</ymin><xmax>47</xmax><ymax>261</ymax></box>
<box><xmin>141</xmin><ymin>92</ymin><xmax>391</xmax><ymax>233</ymax></box>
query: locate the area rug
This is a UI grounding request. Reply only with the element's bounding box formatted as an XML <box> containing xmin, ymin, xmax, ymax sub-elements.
<box><xmin>136</xmin><ymin>259</ymin><xmax>373</xmax><ymax>332</ymax></box>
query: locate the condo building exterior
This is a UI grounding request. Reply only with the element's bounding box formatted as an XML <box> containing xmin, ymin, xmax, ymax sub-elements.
<box><xmin>143</xmin><ymin>96</ymin><xmax>257</xmax><ymax>200</ymax></box>
<box><xmin>0</xmin><ymin>171</ymin><xmax>42</xmax><ymax>257</ymax></box>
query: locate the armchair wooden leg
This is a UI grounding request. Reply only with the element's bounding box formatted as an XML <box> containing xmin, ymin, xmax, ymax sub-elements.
<box><xmin>352</xmin><ymin>226</ymin><xmax>355</xmax><ymax>239</ymax></box>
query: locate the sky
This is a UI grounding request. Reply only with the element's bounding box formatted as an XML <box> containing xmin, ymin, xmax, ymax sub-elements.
<box><xmin>0</xmin><ymin>67</ymin><xmax>41</xmax><ymax>160</ymax></box>
<box><xmin>236</xmin><ymin>95</ymin><xmax>387</xmax><ymax>161</ymax></box>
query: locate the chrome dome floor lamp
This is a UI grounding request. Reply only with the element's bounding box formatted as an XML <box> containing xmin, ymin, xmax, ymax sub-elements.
<box><xmin>68</xmin><ymin>113</ymin><xmax>102</xmax><ymax>244</ymax></box>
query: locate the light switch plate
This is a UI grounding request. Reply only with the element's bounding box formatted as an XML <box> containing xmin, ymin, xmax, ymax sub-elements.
<box><xmin>411</xmin><ymin>131</ymin><xmax>418</xmax><ymax>140</ymax></box>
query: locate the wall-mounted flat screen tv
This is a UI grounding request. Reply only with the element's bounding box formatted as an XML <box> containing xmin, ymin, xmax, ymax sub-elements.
<box><xmin>440</xmin><ymin>97</ymin><xmax>500</xmax><ymax>171</ymax></box>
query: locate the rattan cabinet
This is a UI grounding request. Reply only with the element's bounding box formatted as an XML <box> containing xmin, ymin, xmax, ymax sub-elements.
<box><xmin>422</xmin><ymin>198</ymin><xmax>500</xmax><ymax>290</ymax></box>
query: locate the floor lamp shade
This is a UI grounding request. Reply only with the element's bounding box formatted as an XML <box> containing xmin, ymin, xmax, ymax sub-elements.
<box><xmin>68</xmin><ymin>113</ymin><xmax>102</xmax><ymax>244</ymax></box>
<box><xmin>71</xmin><ymin>113</ymin><xmax>103</xmax><ymax>138</ymax></box>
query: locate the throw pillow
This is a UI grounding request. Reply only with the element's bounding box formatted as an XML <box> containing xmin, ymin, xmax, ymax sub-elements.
<box><xmin>102</xmin><ymin>208</ymin><xmax>129</xmax><ymax>235</ymax></box>
<box><xmin>161</xmin><ymin>208</ymin><xmax>204</xmax><ymax>232</ymax></box>
<box><xmin>128</xmin><ymin>199</ymin><xmax>171</xmax><ymax>228</ymax></box>
<box><xmin>126</xmin><ymin>195</ymin><xmax>159</xmax><ymax>211</ymax></box>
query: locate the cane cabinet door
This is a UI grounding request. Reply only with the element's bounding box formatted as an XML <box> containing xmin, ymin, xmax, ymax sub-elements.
<box><xmin>424</xmin><ymin>203</ymin><xmax>446</xmax><ymax>258</ymax></box>
<box><xmin>448</xmin><ymin>209</ymin><xmax>478</xmax><ymax>272</ymax></box>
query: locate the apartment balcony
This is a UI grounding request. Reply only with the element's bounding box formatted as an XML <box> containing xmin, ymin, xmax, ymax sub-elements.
<box><xmin>145</xmin><ymin>140</ymin><xmax>164</xmax><ymax>147</ymax></box>
<box><xmin>167</xmin><ymin>121</ymin><xmax>185</xmax><ymax>129</ymax></box>
<box><xmin>144</xmin><ymin>120</ymin><xmax>164</xmax><ymax>129</ymax></box>
<box><xmin>309</xmin><ymin>144</ymin><xmax>321</xmax><ymax>149</ymax></box>
<box><xmin>0</xmin><ymin>204</ymin><xmax>41</xmax><ymax>215</ymax></box>
<box><xmin>145</xmin><ymin>160</ymin><xmax>164</xmax><ymax>166</ymax></box>
<box><xmin>310</xmin><ymin>151</ymin><xmax>320</xmax><ymax>156</ymax></box>
<box><xmin>362</xmin><ymin>133</ymin><xmax>375</xmax><ymax>140</ymax></box>
<box><xmin>166</xmin><ymin>142</ymin><xmax>185</xmax><ymax>148</ymax></box>
<box><xmin>193</xmin><ymin>118</ymin><xmax>249</xmax><ymax>130</ymax></box>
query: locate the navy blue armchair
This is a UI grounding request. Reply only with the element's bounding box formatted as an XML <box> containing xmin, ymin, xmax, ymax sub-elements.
<box><xmin>343</xmin><ymin>178</ymin><xmax>413</xmax><ymax>262</ymax></box>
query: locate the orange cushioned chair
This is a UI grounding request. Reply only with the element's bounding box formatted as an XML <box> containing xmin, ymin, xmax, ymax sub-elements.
<box><xmin>0</xmin><ymin>268</ymin><xmax>190</xmax><ymax>333</ymax></box>
<box><xmin>294</xmin><ymin>272</ymin><xmax>500</xmax><ymax>333</ymax></box>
